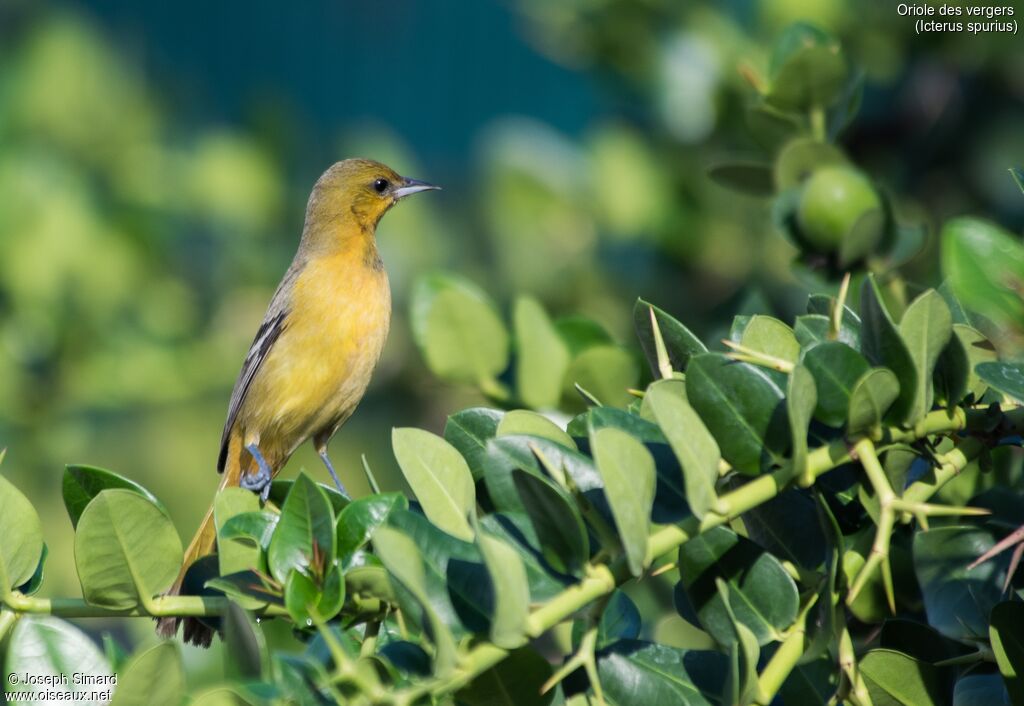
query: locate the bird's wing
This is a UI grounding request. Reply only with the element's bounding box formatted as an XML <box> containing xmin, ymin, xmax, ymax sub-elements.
<box><xmin>216</xmin><ymin>261</ymin><xmax>301</xmax><ymax>472</ymax></box>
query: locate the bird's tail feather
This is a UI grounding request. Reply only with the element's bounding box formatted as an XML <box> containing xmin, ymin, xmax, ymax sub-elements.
<box><xmin>156</xmin><ymin>429</ymin><xmax>247</xmax><ymax>646</ymax></box>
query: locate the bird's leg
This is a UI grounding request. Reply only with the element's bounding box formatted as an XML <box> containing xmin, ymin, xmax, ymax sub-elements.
<box><xmin>241</xmin><ymin>443</ymin><xmax>273</xmax><ymax>502</ymax></box>
<box><xmin>317</xmin><ymin>445</ymin><xmax>350</xmax><ymax>499</ymax></box>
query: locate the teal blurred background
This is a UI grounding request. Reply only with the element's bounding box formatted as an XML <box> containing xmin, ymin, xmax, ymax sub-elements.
<box><xmin>1</xmin><ymin>0</ymin><xmax>1022</xmax><ymax>675</ymax></box>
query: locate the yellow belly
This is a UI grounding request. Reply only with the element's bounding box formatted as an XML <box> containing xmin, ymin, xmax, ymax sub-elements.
<box><xmin>238</xmin><ymin>253</ymin><xmax>391</xmax><ymax>457</ymax></box>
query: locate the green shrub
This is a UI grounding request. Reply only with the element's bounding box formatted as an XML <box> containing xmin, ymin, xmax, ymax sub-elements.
<box><xmin>3</xmin><ymin>24</ymin><xmax>1024</xmax><ymax>706</ymax></box>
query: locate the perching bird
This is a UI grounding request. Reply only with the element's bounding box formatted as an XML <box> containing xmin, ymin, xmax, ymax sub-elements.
<box><xmin>157</xmin><ymin>159</ymin><xmax>439</xmax><ymax>645</ymax></box>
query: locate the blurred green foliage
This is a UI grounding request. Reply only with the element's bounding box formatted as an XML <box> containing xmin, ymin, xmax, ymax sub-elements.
<box><xmin>1</xmin><ymin>0</ymin><xmax>1024</xmax><ymax>682</ymax></box>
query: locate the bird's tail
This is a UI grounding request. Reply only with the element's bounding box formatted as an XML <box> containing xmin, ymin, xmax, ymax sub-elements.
<box><xmin>156</xmin><ymin>429</ymin><xmax>247</xmax><ymax>646</ymax></box>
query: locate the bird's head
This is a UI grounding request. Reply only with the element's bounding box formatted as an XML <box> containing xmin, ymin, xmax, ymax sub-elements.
<box><xmin>304</xmin><ymin>159</ymin><xmax>439</xmax><ymax>245</ymax></box>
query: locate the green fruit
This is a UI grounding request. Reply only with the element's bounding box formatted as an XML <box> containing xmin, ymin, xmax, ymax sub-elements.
<box><xmin>796</xmin><ymin>166</ymin><xmax>881</xmax><ymax>253</ymax></box>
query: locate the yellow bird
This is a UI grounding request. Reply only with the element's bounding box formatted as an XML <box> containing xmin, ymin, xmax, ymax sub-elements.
<box><xmin>157</xmin><ymin>159</ymin><xmax>438</xmax><ymax>645</ymax></box>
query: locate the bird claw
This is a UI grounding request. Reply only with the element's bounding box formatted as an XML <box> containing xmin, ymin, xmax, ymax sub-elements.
<box><xmin>319</xmin><ymin>449</ymin><xmax>350</xmax><ymax>499</ymax></box>
<box><xmin>242</xmin><ymin>443</ymin><xmax>273</xmax><ymax>502</ymax></box>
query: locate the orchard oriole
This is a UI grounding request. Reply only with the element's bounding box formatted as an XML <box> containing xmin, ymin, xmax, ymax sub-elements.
<box><xmin>157</xmin><ymin>159</ymin><xmax>438</xmax><ymax>645</ymax></box>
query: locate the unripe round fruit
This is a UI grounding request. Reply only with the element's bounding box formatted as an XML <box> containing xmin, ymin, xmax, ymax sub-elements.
<box><xmin>796</xmin><ymin>166</ymin><xmax>881</xmax><ymax>253</ymax></box>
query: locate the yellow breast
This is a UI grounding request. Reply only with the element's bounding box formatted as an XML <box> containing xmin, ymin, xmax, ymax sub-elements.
<box><xmin>241</xmin><ymin>249</ymin><xmax>391</xmax><ymax>450</ymax></box>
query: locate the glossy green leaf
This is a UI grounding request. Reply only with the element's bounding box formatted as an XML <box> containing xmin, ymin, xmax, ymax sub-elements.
<box><xmin>990</xmin><ymin>601</ymin><xmax>1024</xmax><ymax>703</ymax></box>
<box><xmin>881</xmin><ymin>447</ymin><xmax>919</xmax><ymax>502</ymax></box>
<box><xmin>738</xmin><ymin>488</ymin><xmax>826</xmax><ymax>570</ymax></box>
<box><xmin>914</xmin><ymin>526</ymin><xmax>1008</xmax><ymax>642</ymax></box>
<box><xmin>219</xmin><ymin>511</ymin><xmax>278</xmax><ymax>551</ymax></box>
<box><xmin>17</xmin><ymin>543</ymin><xmax>46</xmax><ymax>597</ymax></box>
<box><xmin>591</xmin><ymin>427</ymin><xmax>656</xmax><ymax>576</ymax></box>
<box><xmin>597</xmin><ymin>640</ymin><xmax>728</xmax><ymax>706</ymax></box>
<box><xmin>277</xmin><ymin>652</ymin><xmax>336</xmax><ymax>704</ymax></box>
<box><xmin>336</xmin><ymin>492</ymin><xmax>408</xmax><ymax>559</ymax></box>
<box><xmin>741</xmin><ymin>315</ymin><xmax>801</xmax><ymax>364</ymax></box>
<box><xmin>205</xmin><ymin>570</ymin><xmax>282</xmax><ymax>607</ymax></box>
<box><xmin>898</xmin><ymin>289</ymin><xmax>953</xmax><ymax>422</ymax></box>
<box><xmin>514</xmin><ymin>296</ymin><xmax>571</xmax><ymax>409</ymax></box>
<box><xmin>385</xmin><ymin>509</ymin><xmax>488</xmax><ymax>636</ymax></box>
<box><xmin>787</xmin><ymin>364</ymin><xmax>817</xmax><ymax>480</ymax></box>
<box><xmin>718</xmin><ymin>581</ymin><xmax>760</xmax><ymax>706</ymax></box>
<box><xmin>267</xmin><ymin>473</ymin><xmax>335</xmax><ymax>585</ymax></box>
<box><xmin>318</xmin><ymin>562</ymin><xmax>345</xmax><ymax>620</ymax></box>
<box><xmin>477</xmin><ymin>531</ymin><xmax>529</xmax><ymax>648</ymax></box>
<box><xmin>794</xmin><ymin>314</ymin><xmax>830</xmax><ymax>347</ymax></box>
<box><xmin>284</xmin><ymin>569</ymin><xmax>319</xmax><ymax>626</ymax></box>
<box><xmin>62</xmin><ymin>465</ymin><xmax>166</xmax><ymax>530</ymax></box>
<box><xmin>573</xmin><ymin>590</ymin><xmax>642</xmax><ymax>648</ymax></box>
<box><xmin>214</xmin><ymin>487</ymin><xmax>259</xmax><ymax>522</ymax></box>
<box><xmin>444</xmin><ymin>407</ymin><xmax>504</xmax><ymax>481</ymax></box>
<box><xmin>938</xmin><ymin>279</ymin><xmax>972</xmax><ymax>325</ymax></box>
<box><xmin>513</xmin><ymin>468</ymin><xmax>588</xmax><ymax>577</ymax></box>
<box><xmin>860</xmin><ymin>649</ymin><xmax>943</xmax><ymax>706</ymax></box>
<box><xmin>955</xmin><ymin>325</ymin><xmax>998</xmax><ymax>400</ymax></box>
<box><xmin>934</xmin><ymin>325</ymin><xmax>970</xmax><ymax>407</ymax></box>
<box><xmin>847</xmin><ymin>368</ymin><xmax>901</xmax><ymax>436</ymax></box>
<box><xmin>371</xmin><ymin>526</ymin><xmax>457</xmax><ymax>675</ymax></box>
<box><xmin>685</xmin><ymin>353</ymin><xmax>788</xmax><ymax>475</ymax></box>
<box><xmin>878</xmin><ymin>619</ymin><xmax>958</xmax><ymax>665</ymax></box>
<box><xmin>0</xmin><ymin>475</ymin><xmax>43</xmax><ymax>590</ymax></box>
<box><xmin>223</xmin><ymin>600</ymin><xmax>268</xmax><ymax>680</ymax></box>
<box><xmin>860</xmin><ymin>275</ymin><xmax>917</xmax><ymax>424</ymax></box>
<box><xmin>410</xmin><ymin>273</ymin><xmax>509</xmax><ymax>387</ymax></box>
<box><xmin>215</xmin><ymin>487</ymin><xmax>261</xmax><ymax>577</ymax></box>
<box><xmin>645</xmin><ymin>381</ymin><xmax>720</xmax><ymax>520</ymax></box>
<box><xmin>676</xmin><ymin>526</ymin><xmax>799</xmax><ymax>646</ymax></box>
<box><xmin>942</xmin><ymin>217</ymin><xmax>1024</xmax><ymax>328</ymax></box>
<box><xmin>571</xmin><ymin>406</ymin><xmax>667</xmax><ymax>443</ymax></box>
<box><xmin>479</xmin><ymin>435</ymin><xmax>611</xmax><ymax>533</ymax></box>
<box><xmin>109</xmin><ymin>643</ymin><xmax>184</xmax><ymax>706</ymax></box>
<box><xmin>479</xmin><ymin>512</ymin><xmax>570</xmax><ymax>602</ymax></box>
<box><xmin>802</xmin><ymin>341</ymin><xmax>870</xmax><ymax>427</ymax></box>
<box><xmin>392</xmin><ymin>427</ymin><xmax>475</xmax><ymax>540</ymax></box>
<box><xmin>728</xmin><ymin>314</ymin><xmax>752</xmax><ymax>344</ymax></box>
<box><xmin>5</xmin><ymin>616</ymin><xmax>113</xmax><ymax>702</ymax></box>
<box><xmin>955</xmin><ymin>673</ymin><xmax>1012</xmax><ymax>706</ymax></box>
<box><xmin>74</xmin><ymin>489</ymin><xmax>182</xmax><ymax>608</ymax></box>
<box><xmin>267</xmin><ymin>478</ymin><xmax>348</xmax><ymax>515</ymax></box>
<box><xmin>379</xmin><ymin>641</ymin><xmax>432</xmax><ymax>678</ymax></box>
<box><xmin>456</xmin><ymin>647</ymin><xmax>554</xmax><ymax>706</ymax></box>
<box><xmin>497</xmin><ymin>409</ymin><xmax>575</xmax><ymax>449</ymax></box>
<box><xmin>807</xmin><ymin>293</ymin><xmax>861</xmax><ymax>349</ymax></box>
<box><xmin>634</xmin><ymin>299</ymin><xmax>707</xmax><ymax>375</ymax></box>
<box><xmin>977</xmin><ymin>362</ymin><xmax>1024</xmax><ymax>404</ymax></box>
<box><xmin>479</xmin><ymin>435</ymin><xmax>555</xmax><ymax>513</ymax></box>
<box><xmin>780</xmin><ymin>657</ymin><xmax>836</xmax><ymax>706</ymax></box>
<box><xmin>284</xmin><ymin>562</ymin><xmax>343</xmax><ymax>626</ymax></box>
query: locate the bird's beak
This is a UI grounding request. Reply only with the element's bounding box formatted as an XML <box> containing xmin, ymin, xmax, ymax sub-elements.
<box><xmin>393</xmin><ymin>177</ymin><xmax>441</xmax><ymax>200</ymax></box>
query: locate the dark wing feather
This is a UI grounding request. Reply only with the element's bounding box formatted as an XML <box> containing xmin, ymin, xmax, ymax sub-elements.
<box><xmin>216</xmin><ymin>261</ymin><xmax>302</xmax><ymax>472</ymax></box>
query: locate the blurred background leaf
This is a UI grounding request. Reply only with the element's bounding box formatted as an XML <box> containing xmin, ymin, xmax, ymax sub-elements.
<box><xmin>1</xmin><ymin>0</ymin><xmax>1023</xmax><ymax>683</ymax></box>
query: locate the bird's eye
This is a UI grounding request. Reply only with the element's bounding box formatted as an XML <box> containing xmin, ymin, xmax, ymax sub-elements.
<box><xmin>373</xmin><ymin>178</ymin><xmax>390</xmax><ymax>194</ymax></box>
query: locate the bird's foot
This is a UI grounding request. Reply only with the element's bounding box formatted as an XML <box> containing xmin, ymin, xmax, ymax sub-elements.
<box><xmin>318</xmin><ymin>449</ymin><xmax>350</xmax><ymax>500</ymax></box>
<box><xmin>242</xmin><ymin>443</ymin><xmax>273</xmax><ymax>502</ymax></box>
